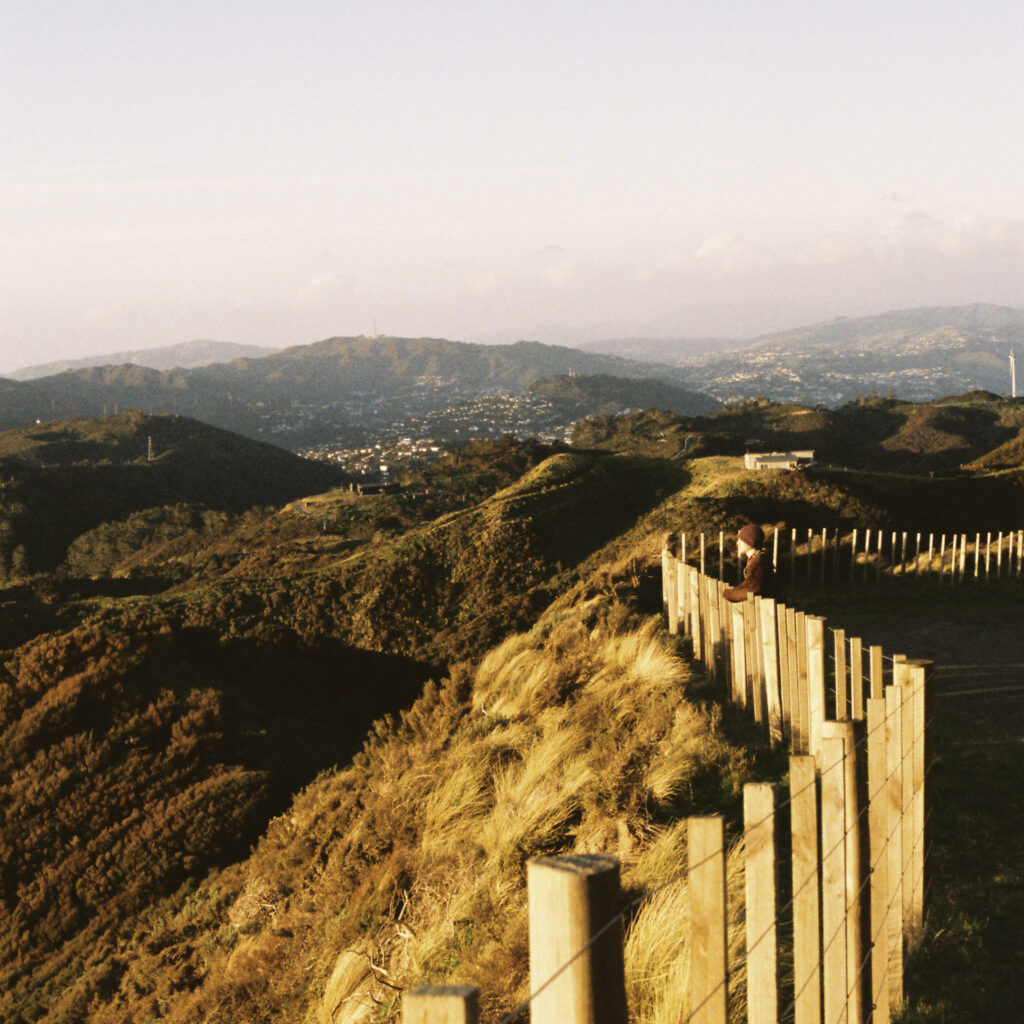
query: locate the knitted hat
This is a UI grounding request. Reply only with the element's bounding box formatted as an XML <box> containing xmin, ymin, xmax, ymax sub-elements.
<box><xmin>738</xmin><ymin>523</ymin><xmax>765</xmax><ymax>549</ymax></box>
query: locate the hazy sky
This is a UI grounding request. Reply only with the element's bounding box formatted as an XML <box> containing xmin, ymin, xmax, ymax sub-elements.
<box><xmin>2</xmin><ymin>1</ymin><xmax>1022</xmax><ymax>371</ymax></box>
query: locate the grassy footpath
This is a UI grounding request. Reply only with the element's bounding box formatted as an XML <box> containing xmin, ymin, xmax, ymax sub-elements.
<box><xmin>896</xmin><ymin>713</ymin><xmax>1024</xmax><ymax>1023</ymax></box>
<box><xmin>768</xmin><ymin>580</ymin><xmax>1023</xmax><ymax>1021</ymax></box>
<box><xmin>765</xmin><ymin>581</ymin><xmax>1019</xmax><ymax>1019</ymax></box>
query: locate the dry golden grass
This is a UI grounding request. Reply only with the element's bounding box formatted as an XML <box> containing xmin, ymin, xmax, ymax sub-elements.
<box><xmin>96</xmin><ymin>595</ymin><xmax>759</xmax><ymax>1024</ymax></box>
<box><xmin>623</xmin><ymin>825</ymin><xmax>748</xmax><ymax>1024</ymax></box>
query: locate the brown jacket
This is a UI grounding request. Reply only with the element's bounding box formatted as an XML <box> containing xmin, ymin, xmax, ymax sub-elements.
<box><xmin>724</xmin><ymin>549</ymin><xmax>779</xmax><ymax>602</ymax></box>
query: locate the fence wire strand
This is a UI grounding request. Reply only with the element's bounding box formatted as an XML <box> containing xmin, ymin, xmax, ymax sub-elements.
<box><xmin>492</xmin><ymin>554</ymin><xmax>938</xmax><ymax>1024</ymax></box>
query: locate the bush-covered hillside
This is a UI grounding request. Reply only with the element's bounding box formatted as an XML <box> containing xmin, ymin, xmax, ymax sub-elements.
<box><xmin>29</xmin><ymin>601</ymin><xmax>767</xmax><ymax>1024</ymax></box>
<box><xmin>2</xmin><ymin>403</ymin><xmax>1023</xmax><ymax>1023</ymax></box>
<box><xmin>0</xmin><ymin>412</ymin><xmax>341</xmax><ymax>577</ymax></box>
<box><xmin>574</xmin><ymin>393</ymin><xmax>1024</xmax><ymax>476</ymax></box>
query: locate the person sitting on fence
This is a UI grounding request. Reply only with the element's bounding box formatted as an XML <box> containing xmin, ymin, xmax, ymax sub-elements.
<box><xmin>724</xmin><ymin>523</ymin><xmax>779</xmax><ymax>602</ymax></box>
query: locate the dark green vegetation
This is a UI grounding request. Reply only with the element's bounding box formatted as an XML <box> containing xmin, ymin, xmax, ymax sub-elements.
<box><xmin>577</xmin><ymin>391</ymin><xmax>1024</xmax><ymax>481</ymax></box>
<box><xmin>0</xmin><ymin>396</ymin><xmax>1021</xmax><ymax>1022</ymax></box>
<box><xmin>529</xmin><ymin>372</ymin><xmax>719</xmax><ymax>416</ymax></box>
<box><xmin>0</xmin><ymin>411</ymin><xmax>341</xmax><ymax>578</ymax></box>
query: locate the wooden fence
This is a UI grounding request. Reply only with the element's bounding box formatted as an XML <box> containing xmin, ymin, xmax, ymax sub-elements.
<box><xmin>680</xmin><ymin>526</ymin><xmax>1024</xmax><ymax>588</ymax></box>
<box><xmin>401</xmin><ymin>540</ymin><xmax>932</xmax><ymax>1024</ymax></box>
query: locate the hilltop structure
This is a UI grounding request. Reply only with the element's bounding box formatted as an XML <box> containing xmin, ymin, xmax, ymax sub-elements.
<box><xmin>744</xmin><ymin>449</ymin><xmax>815</xmax><ymax>470</ymax></box>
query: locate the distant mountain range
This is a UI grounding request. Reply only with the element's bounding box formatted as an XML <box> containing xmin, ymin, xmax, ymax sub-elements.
<box><xmin>2</xmin><ymin>306</ymin><xmax>1021</xmax><ymax>450</ymax></box>
<box><xmin>7</xmin><ymin>339</ymin><xmax>278</xmax><ymax>380</ymax></box>
<box><xmin>0</xmin><ymin>336</ymin><xmax>712</xmax><ymax>448</ymax></box>
<box><xmin>579</xmin><ymin>304</ymin><xmax>1024</xmax><ymax>404</ymax></box>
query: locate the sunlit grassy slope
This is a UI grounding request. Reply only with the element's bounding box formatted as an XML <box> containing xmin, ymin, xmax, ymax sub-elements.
<box><xmin>60</xmin><ymin>599</ymin><xmax>762</xmax><ymax>1024</ymax></box>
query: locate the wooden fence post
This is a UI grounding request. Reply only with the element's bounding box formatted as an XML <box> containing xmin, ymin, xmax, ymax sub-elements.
<box><xmin>403</xmin><ymin>986</ymin><xmax>480</xmax><ymax>1024</ymax></box>
<box><xmin>850</xmin><ymin>528</ymin><xmax>859</xmax><ymax>581</ymax></box>
<box><xmin>787</xmin><ymin>606</ymin><xmax>800</xmax><ymax>746</ymax></box>
<box><xmin>896</xmin><ymin>661</ymin><xmax>915</xmax><ymax>948</ymax></box>
<box><xmin>790</xmin><ymin>756</ymin><xmax>822</xmax><ymax>1024</ymax></box>
<box><xmin>749</xmin><ymin>597</ymin><xmax>765</xmax><ymax>727</ymax></box>
<box><xmin>718</xmin><ymin>530</ymin><xmax>725</xmax><ymax>580</ymax></box>
<box><xmin>778</xmin><ymin>604</ymin><xmax>794</xmax><ymax>744</ymax></box>
<box><xmin>688</xmin><ymin>816</ymin><xmax>728</xmax><ymax>1024</ymax></box>
<box><xmin>718</xmin><ymin>580</ymin><xmax>732</xmax><ymax>683</ymax></box>
<box><xmin>833</xmin><ymin>629</ymin><xmax>848</xmax><ymax>720</ymax></box>
<box><xmin>794</xmin><ymin>610</ymin><xmax>809</xmax><ymax>755</ymax></box>
<box><xmin>907</xmin><ymin>659</ymin><xmax>932</xmax><ymax>951</ymax></box>
<box><xmin>527</xmin><ymin>854</ymin><xmax>627</xmax><ymax>1024</ymax></box>
<box><xmin>820</xmin><ymin>732</ymin><xmax>849</xmax><ymax>1024</ymax></box>
<box><xmin>841</xmin><ymin>720</ymin><xmax>866</xmax><ymax>1024</ymax></box>
<box><xmin>678</xmin><ymin>561</ymin><xmax>690</xmax><ymax>638</ymax></box>
<box><xmin>849</xmin><ymin>636</ymin><xmax>864</xmax><ymax>721</ymax></box>
<box><xmin>731</xmin><ymin>603</ymin><xmax>747</xmax><ymax>708</ymax></box>
<box><xmin>884</xmin><ymin>681</ymin><xmax>905</xmax><ymax>1007</ymax></box>
<box><xmin>759</xmin><ymin>597</ymin><xmax>783</xmax><ymax>746</ymax></box>
<box><xmin>700</xmin><ymin>533</ymin><xmax>707</xmax><ymax>576</ymax></box>
<box><xmin>869</xmin><ymin>646</ymin><xmax>884</xmax><ymax>701</ymax></box>
<box><xmin>662</xmin><ymin>534</ymin><xmax>678</xmax><ymax>634</ymax></box>
<box><xmin>744</xmin><ymin>784</ymin><xmax>778</xmax><ymax>1024</ymax></box>
<box><xmin>743</xmin><ymin>597</ymin><xmax>757</xmax><ymax>712</ymax></box>
<box><xmin>866</xmin><ymin>699</ymin><xmax>891</xmax><ymax>1024</ymax></box>
<box><xmin>806</xmin><ymin>616</ymin><xmax>826</xmax><ymax>761</ymax></box>
<box><xmin>690</xmin><ymin>567</ymin><xmax>703</xmax><ymax>662</ymax></box>
<box><xmin>706</xmin><ymin>575</ymin><xmax>722</xmax><ymax>679</ymax></box>
<box><xmin>790</xmin><ymin>527</ymin><xmax>798</xmax><ymax>587</ymax></box>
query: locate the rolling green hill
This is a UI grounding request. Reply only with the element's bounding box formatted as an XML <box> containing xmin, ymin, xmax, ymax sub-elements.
<box><xmin>575</xmin><ymin>392</ymin><xmax>1024</xmax><ymax>479</ymax></box>
<box><xmin>529</xmin><ymin>372</ymin><xmax>719</xmax><ymax>416</ymax></box>
<box><xmin>0</xmin><ymin>411</ymin><xmax>341</xmax><ymax>577</ymax></box>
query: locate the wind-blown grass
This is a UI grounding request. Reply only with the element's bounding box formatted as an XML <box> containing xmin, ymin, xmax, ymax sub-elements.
<box><xmin>67</xmin><ymin>595</ymin><xmax>759</xmax><ymax>1024</ymax></box>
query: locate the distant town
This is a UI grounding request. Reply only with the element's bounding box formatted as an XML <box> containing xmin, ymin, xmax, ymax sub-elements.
<box><xmin>298</xmin><ymin>392</ymin><xmax>576</xmax><ymax>478</ymax></box>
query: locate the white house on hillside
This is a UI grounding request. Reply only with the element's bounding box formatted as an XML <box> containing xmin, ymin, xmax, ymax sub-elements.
<box><xmin>744</xmin><ymin>450</ymin><xmax>815</xmax><ymax>470</ymax></box>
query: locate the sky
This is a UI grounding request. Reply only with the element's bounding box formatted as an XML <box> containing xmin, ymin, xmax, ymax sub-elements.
<box><xmin>2</xmin><ymin>0</ymin><xmax>1023</xmax><ymax>371</ymax></box>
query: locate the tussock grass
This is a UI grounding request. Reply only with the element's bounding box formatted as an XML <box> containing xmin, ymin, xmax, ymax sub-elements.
<box><xmin>71</xmin><ymin>596</ymin><xmax>761</xmax><ymax>1024</ymax></box>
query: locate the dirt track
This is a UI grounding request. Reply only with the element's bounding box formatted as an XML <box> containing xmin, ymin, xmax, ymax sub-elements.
<box><xmin>847</xmin><ymin>605</ymin><xmax>1024</xmax><ymax>742</ymax></box>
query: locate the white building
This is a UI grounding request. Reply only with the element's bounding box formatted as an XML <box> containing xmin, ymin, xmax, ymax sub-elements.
<box><xmin>744</xmin><ymin>450</ymin><xmax>815</xmax><ymax>470</ymax></box>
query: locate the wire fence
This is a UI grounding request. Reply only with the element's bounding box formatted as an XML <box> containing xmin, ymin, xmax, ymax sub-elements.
<box><xmin>402</xmin><ymin>545</ymin><xmax>933</xmax><ymax>1024</ymax></box>
<box><xmin>680</xmin><ymin>525</ymin><xmax>1024</xmax><ymax>590</ymax></box>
